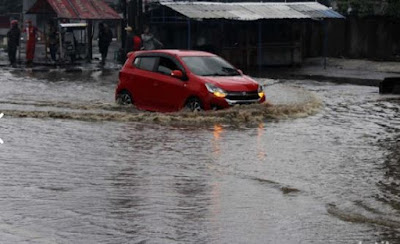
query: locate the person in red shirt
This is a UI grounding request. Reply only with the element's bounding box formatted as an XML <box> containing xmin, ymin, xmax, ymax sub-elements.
<box><xmin>133</xmin><ymin>34</ymin><xmax>141</xmax><ymax>51</ymax></box>
<box><xmin>24</xmin><ymin>20</ymin><xmax>39</xmax><ymax>66</ymax></box>
<box><xmin>124</xmin><ymin>26</ymin><xmax>142</xmax><ymax>56</ymax></box>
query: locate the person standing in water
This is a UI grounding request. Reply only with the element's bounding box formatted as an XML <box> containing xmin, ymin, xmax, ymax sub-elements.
<box><xmin>47</xmin><ymin>20</ymin><xmax>58</xmax><ymax>63</ymax></box>
<box><xmin>98</xmin><ymin>22</ymin><xmax>113</xmax><ymax>65</ymax></box>
<box><xmin>7</xmin><ymin>20</ymin><xmax>21</xmax><ymax>67</ymax></box>
<box><xmin>24</xmin><ymin>20</ymin><xmax>39</xmax><ymax>66</ymax></box>
<box><xmin>123</xmin><ymin>26</ymin><xmax>142</xmax><ymax>60</ymax></box>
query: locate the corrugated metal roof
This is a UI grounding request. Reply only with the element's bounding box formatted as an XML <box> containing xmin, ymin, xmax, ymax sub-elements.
<box><xmin>27</xmin><ymin>0</ymin><xmax>122</xmax><ymax>20</ymax></box>
<box><xmin>160</xmin><ymin>1</ymin><xmax>344</xmax><ymax>20</ymax></box>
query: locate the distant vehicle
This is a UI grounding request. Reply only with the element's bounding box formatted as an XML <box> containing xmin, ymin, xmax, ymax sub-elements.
<box><xmin>115</xmin><ymin>50</ymin><xmax>265</xmax><ymax>112</ymax></box>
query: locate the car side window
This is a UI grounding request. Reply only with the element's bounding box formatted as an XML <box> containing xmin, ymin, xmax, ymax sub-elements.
<box><xmin>134</xmin><ymin>57</ymin><xmax>157</xmax><ymax>71</ymax></box>
<box><xmin>157</xmin><ymin>57</ymin><xmax>180</xmax><ymax>75</ymax></box>
<box><xmin>133</xmin><ymin>57</ymin><xmax>140</xmax><ymax>67</ymax></box>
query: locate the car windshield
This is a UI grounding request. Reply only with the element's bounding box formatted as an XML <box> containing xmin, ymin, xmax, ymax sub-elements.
<box><xmin>182</xmin><ymin>56</ymin><xmax>240</xmax><ymax>76</ymax></box>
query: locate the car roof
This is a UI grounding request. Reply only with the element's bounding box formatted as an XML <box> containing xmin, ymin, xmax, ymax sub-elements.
<box><xmin>134</xmin><ymin>49</ymin><xmax>216</xmax><ymax>57</ymax></box>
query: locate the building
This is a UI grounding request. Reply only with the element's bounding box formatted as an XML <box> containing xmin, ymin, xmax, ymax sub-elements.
<box><xmin>143</xmin><ymin>1</ymin><xmax>343</xmax><ymax>68</ymax></box>
<box><xmin>23</xmin><ymin>0</ymin><xmax>121</xmax><ymax>61</ymax></box>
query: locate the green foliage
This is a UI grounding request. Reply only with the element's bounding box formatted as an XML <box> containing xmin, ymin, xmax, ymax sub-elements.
<box><xmin>386</xmin><ymin>0</ymin><xmax>400</xmax><ymax>17</ymax></box>
<box><xmin>0</xmin><ymin>0</ymin><xmax>22</xmax><ymax>14</ymax></box>
<box><xmin>336</xmin><ymin>0</ymin><xmax>373</xmax><ymax>16</ymax></box>
<box><xmin>107</xmin><ymin>2</ymin><xmax>121</xmax><ymax>13</ymax></box>
<box><xmin>335</xmin><ymin>0</ymin><xmax>400</xmax><ymax>17</ymax></box>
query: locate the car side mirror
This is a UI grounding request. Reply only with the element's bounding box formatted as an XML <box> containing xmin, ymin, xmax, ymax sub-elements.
<box><xmin>237</xmin><ymin>69</ymin><xmax>243</xmax><ymax>75</ymax></box>
<box><xmin>171</xmin><ymin>70</ymin><xmax>184</xmax><ymax>79</ymax></box>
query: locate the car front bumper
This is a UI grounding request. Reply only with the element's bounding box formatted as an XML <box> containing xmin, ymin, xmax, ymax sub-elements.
<box><xmin>206</xmin><ymin>95</ymin><xmax>266</xmax><ymax>110</ymax></box>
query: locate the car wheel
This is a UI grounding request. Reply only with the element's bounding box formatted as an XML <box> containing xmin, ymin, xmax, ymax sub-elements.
<box><xmin>185</xmin><ymin>97</ymin><xmax>203</xmax><ymax>112</ymax></box>
<box><xmin>116</xmin><ymin>90</ymin><xmax>133</xmax><ymax>105</ymax></box>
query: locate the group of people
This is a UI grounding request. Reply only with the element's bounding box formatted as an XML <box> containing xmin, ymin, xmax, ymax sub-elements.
<box><xmin>124</xmin><ymin>25</ymin><xmax>163</xmax><ymax>55</ymax></box>
<box><xmin>6</xmin><ymin>20</ymin><xmax>164</xmax><ymax>67</ymax></box>
<box><xmin>98</xmin><ymin>23</ymin><xmax>164</xmax><ymax>65</ymax></box>
<box><xmin>6</xmin><ymin>20</ymin><xmax>39</xmax><ymax>67</ymax></box>
<box><xmin>7</xmin><ymin>19</ymin><xmax>56</xmax><ymax>67</ymax></box>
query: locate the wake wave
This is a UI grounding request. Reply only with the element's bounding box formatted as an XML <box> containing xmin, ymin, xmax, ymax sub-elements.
<box><xmin>327</xmin><ymin>203</ymin><xmax>400</xmax><ymax>229</ymax></box>
<box><xmin>1</xmin><ymin>83</ymin><xmax>322</xmax><ymax>125</ymax></box>
<box><xmin>2</xmin><ymin>99</ymin><xmax>321</xmax><ymax>125</ymax></box>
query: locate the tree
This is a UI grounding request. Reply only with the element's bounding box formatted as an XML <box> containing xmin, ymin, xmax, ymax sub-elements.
<box><xmin>386</xmin><ymin>0</ymin><xmax>400</xmax><ymax>17</ymax></box>
<box><xmin>335</xmin><ymin>0</ymin><xmax>400</xmax><ymax>17</ymax></box>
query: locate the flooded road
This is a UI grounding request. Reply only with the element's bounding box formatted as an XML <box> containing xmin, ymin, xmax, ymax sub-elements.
<box><xmin>0</xmin><ymin>69</ymin><xmax>400</xmax><ymax>243</ymax></box>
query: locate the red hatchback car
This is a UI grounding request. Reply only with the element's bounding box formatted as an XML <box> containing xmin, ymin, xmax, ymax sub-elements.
<box><xmin>115</xmin><ymin>50</ymin><xmax>265</xmax><ymax>112</ymax></box>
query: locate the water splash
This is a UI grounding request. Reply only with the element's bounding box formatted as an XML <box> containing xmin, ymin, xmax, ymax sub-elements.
<box><xmin>2</xmin><ymin>97</ymin><xmax>321</xmax><ymax>126</ymax></box>
<box><xmin>0</xmin><ymin>80</ymin><xmax>322</xmax><ymax>125</ymax></box>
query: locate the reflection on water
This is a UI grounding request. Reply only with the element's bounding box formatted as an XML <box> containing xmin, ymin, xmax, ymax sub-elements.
<box><xmin>257</xmin><ymin>123</ymin><xmax>267</xmax><ymax>161</ymax></box>
<box><xmin>378</xmin><ymin>132</ymin><xmax>400</xmax><ymax>212</ymax></box>
<box><xmin>1</xmin><ymin>70</ymin><xmax>400</xmax><ymax>243</ymax></box>
<box><xmin>213</xmin><ymin>124</ymin><xmax>223</xmax><ymax>157</ymax></box>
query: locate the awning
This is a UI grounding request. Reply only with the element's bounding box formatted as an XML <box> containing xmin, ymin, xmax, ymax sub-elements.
<box><xmin>160</xmin><ymin>1</ymin><xmax>344</xmax><ymax>21</ymax></box>
<box><xmin>26</xmin><ymin>0</ymin><xmax>122</xmax><ymax>20</ymax></box>
<box><xmin>60</xmin><ymin>23</ymin><xmax>88</xmax><ymax>28</ymax></box>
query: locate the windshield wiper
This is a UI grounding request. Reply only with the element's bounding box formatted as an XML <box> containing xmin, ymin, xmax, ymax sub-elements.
<box><xmin>202</xmin><ymin>73</ymin><xmax>227</xmax><ymax>76</ymax></box>
<box><xmin>221</xmin><ymin>67</ymin><xmax>240</xmax><ymax>76</ymax></box>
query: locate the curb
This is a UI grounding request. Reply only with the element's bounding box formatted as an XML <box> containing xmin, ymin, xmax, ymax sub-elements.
<box><xmin>65</xmin><ymin>67</ymin><xmax>83</xmax><ymax>73</ymax></box>
<box><xmin>1</xmin><ymin>65</ymin><xmax>119</xmax><ymax>73</ymax></box>
<box><xmin>0</xmin><ymin>61</ymin><xmax>393</xmax><ymax>87</ymax></box>
<box><xmin>286</xmin><ymin>74</ymin><xmax>381</xmax><ymax>87</ymax></box>
<box><xmin>255</xmin><ymin>72</ymin><xmax>383</xmax><ymax>87</ymax></box>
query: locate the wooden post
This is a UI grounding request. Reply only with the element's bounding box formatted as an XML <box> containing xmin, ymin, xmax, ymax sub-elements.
<box><xmin>121</xmin><ymin>0</ymin><xmax>127</xmax><ymax>51</ymax></box>
<box><xmin>87</xmin><ymin>20</ymin><xmax>93</xmax><ymax>61</ymax></box>
<box><xmin>322</xmin><ymin>19</ymin><xmax>328</xmax><ymax>69</ymax></box>
<box><xmin>258</xmin><ymin>20</ymin><xmax>262</xmax><ymax>74</ymax></box>
<box><xmin>187</xmin><ymin>18</ymin><xmax>191</xmax><ymax>50</ymax></box>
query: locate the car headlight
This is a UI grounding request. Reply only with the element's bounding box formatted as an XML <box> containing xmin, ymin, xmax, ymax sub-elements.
<box><xmin>258</xmin><ymin>85</ymin><xmax>265</xmax><ymax>98</ymax></box>
<box><xmin>205</xmin><ymin>83</ymin><xmax>227</xmax><ymax>98</ymax></box>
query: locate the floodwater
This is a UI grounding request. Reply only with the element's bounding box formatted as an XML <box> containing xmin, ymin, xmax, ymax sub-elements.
<box><xmin>0</xmin><ymin>69</ymin><xmax>399</xmax><ymax>244</ymax></box>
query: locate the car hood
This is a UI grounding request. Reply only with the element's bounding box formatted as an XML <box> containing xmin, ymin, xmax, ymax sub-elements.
<box><xmin>201</xmin><ymin>75</ymin><xmax>259</xmax><ymax>92</ymax></box>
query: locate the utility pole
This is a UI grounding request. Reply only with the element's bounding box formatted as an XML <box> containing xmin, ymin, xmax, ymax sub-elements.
<box><xmin>87</xmin><ymin>20</ymin><xmax>93</xmax><ymax>61</ymax></box>
<box><xmin>121</xmin><ymin>0</ymin><xmax>127</xmax><ymax>51</ymax></box>
<box><xmin>128</xmin><ymin>0</ymin><xmax>143</xmax><ymax>34</ymax></box>
<box><xmin>119</xmin><ymin>0</ymin><xmax>143</xmax><ymax>62</ymax></box>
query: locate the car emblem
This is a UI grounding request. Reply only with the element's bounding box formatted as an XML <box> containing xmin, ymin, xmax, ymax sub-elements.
<box><xmin>242</xmin><ymin>92</ymin><xmax>246</xmax><ymax>95</ymax></box>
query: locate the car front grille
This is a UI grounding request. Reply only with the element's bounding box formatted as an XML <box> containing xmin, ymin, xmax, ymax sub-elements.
<box><xmin>226</xmin><ymin>91</ymin><xmax>259</xmax><ymax>101</ymax></box>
